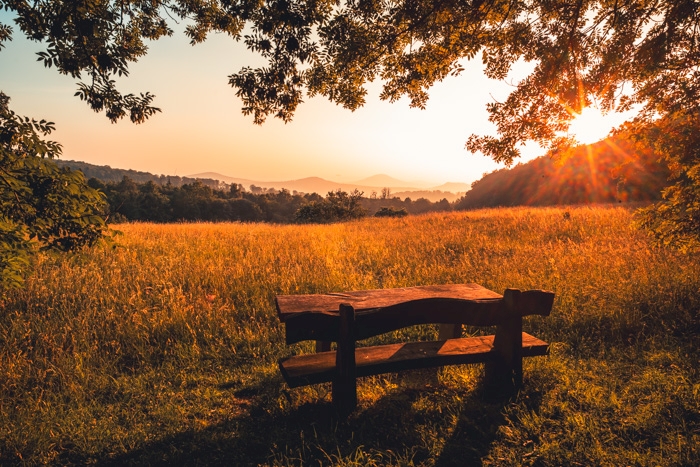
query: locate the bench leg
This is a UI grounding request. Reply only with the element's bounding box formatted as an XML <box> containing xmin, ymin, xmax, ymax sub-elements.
<box><xmin>485</xmin><ymin>289</ymin><xmax>523</xmax><ymax>394</ymax></box>
<box><xmin>332</xmin><ymin>304</ymin><xmax>357</xmax><ymax>418</ymax></box>
<box><xmin>438</xmin><ymin>323</ymin><xmax>462</xmax><ymax>340</ymax></box>
<box><xmin>316</xmin><ymin>341</ymin><xmax>331</xmax><ymax>352</ymax></box>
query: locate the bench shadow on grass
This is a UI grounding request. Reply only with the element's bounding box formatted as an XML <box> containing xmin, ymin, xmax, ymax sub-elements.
<box><xmin>100</xmin><ymin>371</ymin><xmax>523</xmax><ymax>466</ymax></box>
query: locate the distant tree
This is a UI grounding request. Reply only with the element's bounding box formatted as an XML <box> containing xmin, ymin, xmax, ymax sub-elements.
<box><xmin>229</xmin><ymin>183</ymin><xmax>244</xmax><ymax>198</ymax></box>
<box><xmin>0</xmin><ymin>92</ymin><xmax>106</xmax><ymax>288</ymax></box>
<box><xmin>435</xmin><ymin>199</ymin><xmax>452</xmax><ymax>212</ymax></box>
<box><xmin>105</xmin><ymin>176</ymin><xmax>141</xmax><ymax>220</ymax></box>
<box><xmin>325</xmin><ymin>189</ymin><xmax>367</xmax><ymax>221</ymax></box>
<box><xmin>170</xmin><ymin>181</ymin><xmax>217</xmax><ymax>220</ymax></box>
<box><xmin>454</xmin><ymin>127</ymin><xmax>670</xmax><ymax>210</ymax></box>
<box><xmin>87</xmin><ymin>177</ymin><xmax>106</xmax><ymax>191</ymax></box>
<box><xmin>138</xmin><ymin>181</ymin><xmax>171</xmax><ymax>221</ymax></box>
<box><xmin>375</xmin><ymin>207</ymin><xmax>408</xmax><ymax>218</ymax></box>
<box><xmin>380</xmin><ymin>188</ymin><xmax>391</xmax><ymax>200</ymax></box>
<box><xmin>409</xmin><ymin>198</ymin><xmax>435</xmax><ymax>215</ymax></box>
<box><xmin>225</xmin><ymin>198</ymin><xmax>263</xmax><ymax>222</ymax></box>
<box><xmin>295</xmin><ymin>189</ymin><xmax>366</xmax><ymax>223</ymax></box>
<box><xmin>93</xmin><ymin>175</ymin><xmax>457</xmax><ymax>223</ymax></box>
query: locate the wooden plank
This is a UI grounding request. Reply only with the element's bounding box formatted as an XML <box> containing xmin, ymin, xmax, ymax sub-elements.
<box><xmin>276</xmin><ymin>283</ymin><xmax>502</xmax><ymax>319</ymax></box>
<box><xmin>514</xmin><ymin>289</ymin><xmax>555</xmax><ymax>317</ymax></box>
<box><xmin>279</xmin><ymin>333</ymin><xmax>548</xmax><ymax>388</ymax></box>
<box><xmin>283</xmin><ymin>290</ymin><xmax>555</xmax><ymax>344</ymax></box>
<box><xmin>283</xmin><ymin>311</ymin><xmax>339</xmax><ymax>344</ymax></box>
<box><xmin>284</xmin><ymin>297</ymin><xmax>504</xmax><ymax>344</ymax></box>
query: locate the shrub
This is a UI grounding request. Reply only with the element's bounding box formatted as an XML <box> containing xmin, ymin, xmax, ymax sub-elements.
<box><xmin>374</xmin><ymin>206</ymin><xmax>408</xmax><ymax>218</ymax></box>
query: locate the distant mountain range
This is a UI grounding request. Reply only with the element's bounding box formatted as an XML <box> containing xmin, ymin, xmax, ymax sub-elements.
<box><xmin>54</xmin><ymin>161</ymin><xmax>470</xmax><ymax>202</ymax></box>
<box><xmin>187</xmin><ymin>171</ymin><xmax>470</xmax><ymax>201</ymax></box>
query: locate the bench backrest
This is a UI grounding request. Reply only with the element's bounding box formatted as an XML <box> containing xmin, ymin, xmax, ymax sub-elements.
<box><xmin>277</xmin><ymin>285</ymin><xmax>554</xmax><ymax>345</ymax></box>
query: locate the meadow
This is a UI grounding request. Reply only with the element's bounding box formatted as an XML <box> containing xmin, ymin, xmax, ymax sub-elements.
<box><xmin>0</xmin><ymin>206</ymin><xmax>698</xmax><ymax>465</ymax></box>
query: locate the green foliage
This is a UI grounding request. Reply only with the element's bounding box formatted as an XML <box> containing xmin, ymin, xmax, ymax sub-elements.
<box><xmin>634</xmin><ymin>111</ymin><xmax>700</xmax><ymax>250</ymax></box>
<box><xmin>0</xmin><ymin>92</ymin><xmax>107</xmax><ymax>288</ymax></box>
<box><xmin>295</xmin><ymin>189</ymin><xmax>367</xmax><ymax>223</ymax></box>
<box><xmin>374</xmin><ymin>206</ymin><xmax>408</xmax><ymax>218</ymax></box>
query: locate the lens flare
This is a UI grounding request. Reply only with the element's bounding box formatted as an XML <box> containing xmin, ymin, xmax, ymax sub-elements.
<box><xmin>568</xmin><ymin>107</ymin><xmax>619</xmax><ymax>145</ymax></box>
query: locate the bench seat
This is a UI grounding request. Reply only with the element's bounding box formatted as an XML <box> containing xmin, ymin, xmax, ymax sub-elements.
<box><xmin>280</xmin><ymin>332</ymin><xmax>548</xmax><ymax>388</ymax></box>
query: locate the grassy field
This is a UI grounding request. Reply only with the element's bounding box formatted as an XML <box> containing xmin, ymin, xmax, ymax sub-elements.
<box><xmin>1</xmin><ymin>206</ymin><xmax>698</xmax><ymax>465</ymax></box>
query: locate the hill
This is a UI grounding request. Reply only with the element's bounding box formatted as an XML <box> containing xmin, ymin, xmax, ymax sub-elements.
<box><xmin>431</xmin><ymin>182</ymin><xmax>471</xmax><ymax>193</ymax></box>
<box><xmin>455</xmin><ymin>131</ymin><xmax>670</xmax><ymax>209</ymax></box>
<box><xmin>56</xmin><ymin>160</ymin><xmax>223</xmax><ymax>188</ymax></box>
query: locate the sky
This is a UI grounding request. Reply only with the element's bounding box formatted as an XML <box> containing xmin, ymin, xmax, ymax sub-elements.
<box><xmin>0</xmin><ymin>12</ymin><xmax>635</xmax><ymax>187</ymax></box>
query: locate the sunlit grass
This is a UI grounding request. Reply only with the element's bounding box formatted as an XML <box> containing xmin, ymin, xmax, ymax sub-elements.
<box><xmin>1</xmin><ymin>206</ymin><xmax>698</xmax><ymax>465</ymax></box>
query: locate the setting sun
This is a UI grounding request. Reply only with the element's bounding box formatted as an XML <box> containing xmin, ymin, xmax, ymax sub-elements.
<box><xmin>568</xmin><ymin>107</ymin><xmax>621</xmax><ymax>145</ymax></box>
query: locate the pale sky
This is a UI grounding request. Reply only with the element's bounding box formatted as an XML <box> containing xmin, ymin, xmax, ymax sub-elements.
<box><xmin>0</xmin><ymin>12</ymin><xmax>633</xmax><ymax>186</ymax></box>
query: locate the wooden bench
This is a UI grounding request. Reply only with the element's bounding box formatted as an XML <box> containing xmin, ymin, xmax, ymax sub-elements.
<box><xmin>276</xmin><ymin>284</ymin><xmax>554</xmax><ymax>417</ymax></box>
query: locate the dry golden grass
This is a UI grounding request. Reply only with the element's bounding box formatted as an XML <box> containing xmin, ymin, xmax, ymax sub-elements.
<box><xmin>1</xmin><ymin>206</ymin><xmax>698</xmax><ymax>465</ymax></box>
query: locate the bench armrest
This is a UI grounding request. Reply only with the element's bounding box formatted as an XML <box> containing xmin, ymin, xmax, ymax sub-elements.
<box><xmin>506</xmin><ymin>289</ymin><xmax>555</xmax><ymax>317</ymax></box>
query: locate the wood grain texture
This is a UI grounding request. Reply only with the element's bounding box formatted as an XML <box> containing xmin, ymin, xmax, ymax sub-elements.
<box><xmin>276</xmin><ymin>283</ymin><xmax>502</xmax><ymax>319</ymax></box>
<box><xmin>279</xmin><ymin>333</ymin><xmax>549</xmax><ymax>388</ymax></box>
<box><xmin>282</xmin><ymin>288</ymin><xmax>554</xmax><ymax>344</ymax></box>
<box><xmin>513</xmin><ymin>288</ymin><xmax>556</xmax><ymax>317</ymax></box>
<box><xmin>284</xmin><ymin>297</ymin><xmax>505</xmax><ymax>344</ymax></box>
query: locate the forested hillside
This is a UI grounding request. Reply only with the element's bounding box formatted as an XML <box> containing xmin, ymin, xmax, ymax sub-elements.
<box><xmin>455</xmin><ymin>131</ymin><xmax>670</xmax><ymax>209</ymax></box>
<box><xmin>55</xmin><ymin>160</ymin><xmax>223</xmax><ymax>188</ymax></box>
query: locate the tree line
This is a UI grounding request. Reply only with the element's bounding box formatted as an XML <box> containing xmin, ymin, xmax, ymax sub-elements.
<box><xmin>89</xmin><ymin>177</ymin><xmax>454</xmax><ymax>224</ymax></box>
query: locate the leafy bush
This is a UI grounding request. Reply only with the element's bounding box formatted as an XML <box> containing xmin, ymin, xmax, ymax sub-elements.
<box><xmin>0</xmin><ymin>93</ymin><xmax>107</xmax><ymax>288</ymax></box>
<box><xmin>374</xmin><ymin>206</ymin><xmax>408</xmax><ymax>218</ymax></box>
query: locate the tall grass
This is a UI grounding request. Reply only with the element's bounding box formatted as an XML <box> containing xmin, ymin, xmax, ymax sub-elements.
<box><xmin>1</xmin><ymin>206</ymin><xmax>698</xmax><ymax>465</ymax></box>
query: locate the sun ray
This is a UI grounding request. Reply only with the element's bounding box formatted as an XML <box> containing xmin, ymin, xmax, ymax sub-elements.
<box><xmin>568</xmin><ymin>106</ymin><xmax>620</xmax><ymax>145</ymax></box>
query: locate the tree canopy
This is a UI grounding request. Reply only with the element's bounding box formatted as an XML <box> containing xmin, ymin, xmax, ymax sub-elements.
<box><xmin>0</xmin><ymin>92</ymin><xmax>107</xmax><ymax>288</ymax></box>
<box><xmin>2</xmin><ymin>1</ymin><xmax>699</xmax><ymax>157</ymax></box>
<box><xmin>1</xmin><ymin>0</ymin><xmax>699</xmax><ymax>247</ymax></box>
